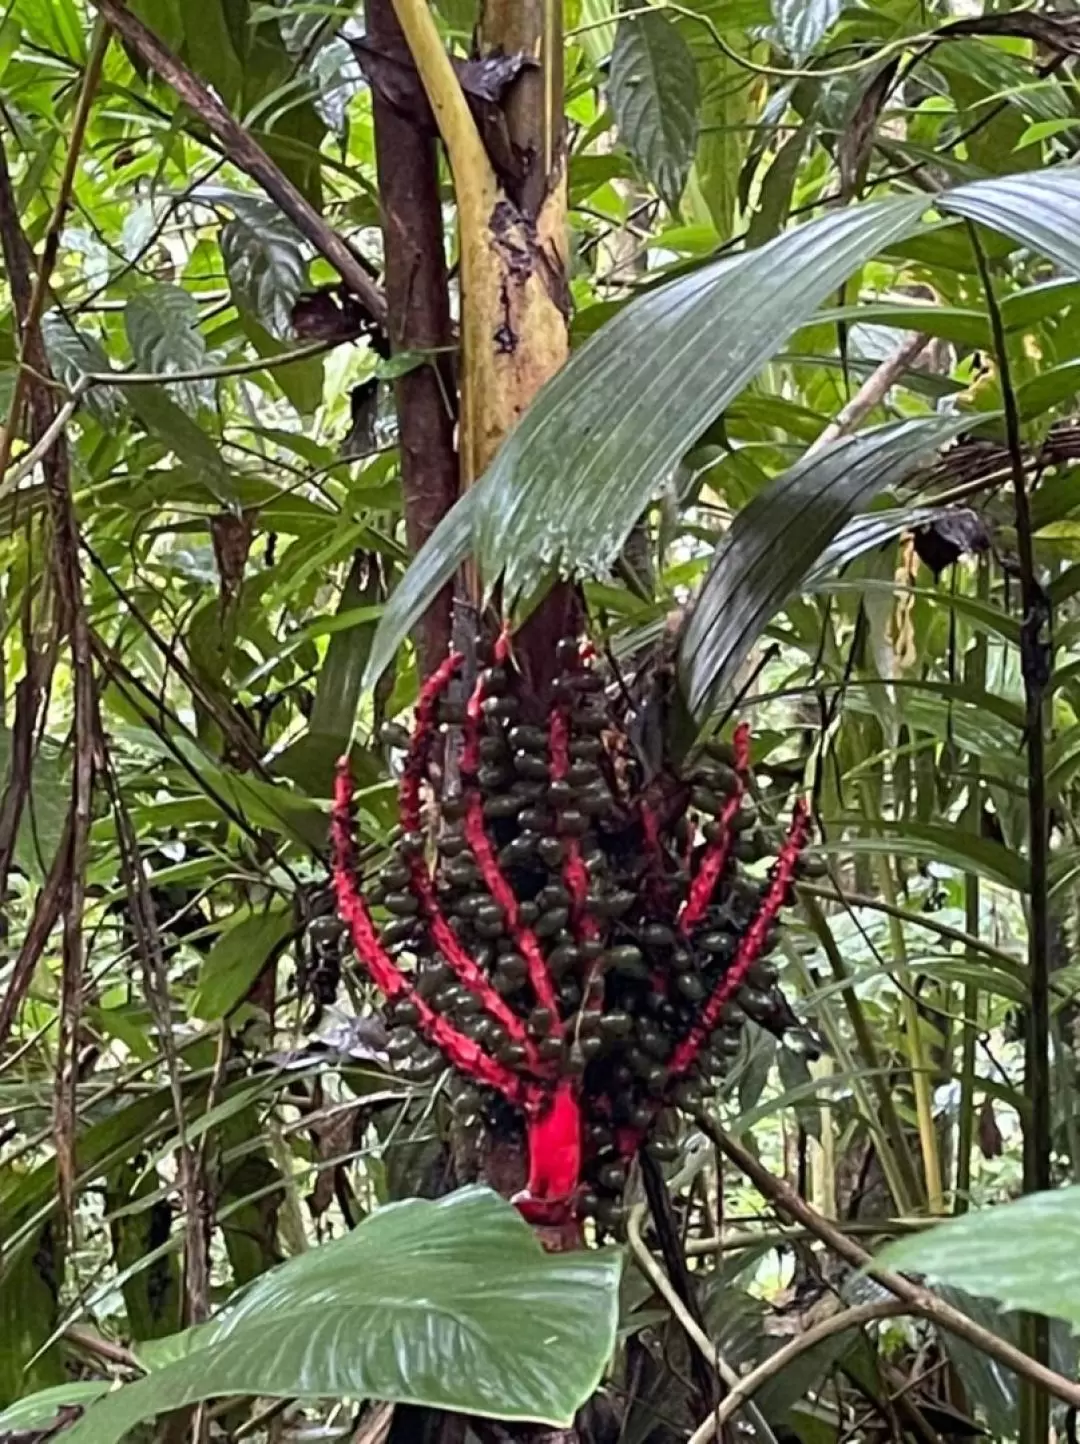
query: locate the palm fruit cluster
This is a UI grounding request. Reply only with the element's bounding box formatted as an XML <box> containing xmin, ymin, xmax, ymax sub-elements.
<box><xmin>331</xmin><ymin>630</ymin><xmax>809</xmax><ymax>1235</ymax></box>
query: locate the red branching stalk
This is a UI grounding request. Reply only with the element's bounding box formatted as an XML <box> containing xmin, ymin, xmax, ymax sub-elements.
<box><xmin>677</xmin><ymin>722</ymin><xmax>751</xmax><ymax>935</ymax></box>
<box><xmin>397</xmin><ymin>652</ymin><xmax>536</xmax><ymax>1059</ymax></box>
<box><xmin>515</xmin><ymin>1078</ymin><xmax>583</xmax><ymax>1226</ymax></box>
<box><xmin>331</xmin><ymin>762</ymin><xmax>526</xmax><ymax>1103</ymax></box>
<box><xmin>461</xmin><ymin>642</ymin><xmax>562</xmax><ymax>1032</ymax></box>
<box><xmin>668</xmin><ymin>798</ymin><xmax>810</xmax><ymax>1081</ymax></box>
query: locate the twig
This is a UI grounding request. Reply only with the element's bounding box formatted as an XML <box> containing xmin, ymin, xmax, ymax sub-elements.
<box><xmin>687</xmin><ymin>1301</ymin><xmax>907</xmax><ymax>1444</ymax></box>
<box><xmin>63</xmin><ymin>1327</ymin><xmax>141</xmax><ymax>1371</ymax></box>
<box><xmin>695</xmin><ymin>1112</ymin><xmax>1080</xmax><ymax>1412</ymax></box>
<box><xmin>805</xmin><ymin>331</ymin><xmax>932</xmax><ymax>460</ymax></box>
<box><xmin>90</xmin><ymin>0</ymin><xmax>386</xmax><ymax>328</ymax></box>
<box><xmin>626</xmin><ymin>1199</ymin><xmax>779</xmax><ymax>1444</ymax></box>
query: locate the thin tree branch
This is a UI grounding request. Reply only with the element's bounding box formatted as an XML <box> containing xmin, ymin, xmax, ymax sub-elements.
<box><xmin>695</xmin><ymin>1113</ymin><xmax>1080</xmax><ymax>1412</ymax></box>
<box><xmin>89</xmin><ymin>0</ymin><xmax>386</xmax><ymax>328</ymax></box>
<box><xmin>805</xmin><ymin>331</ymin><xmax>932</xmax><ymax>460</ymax></box>
<box><xmin>626</xmin><ymin>1199</ymin><xmax>779</xmax><ymax>1444</ymax></box>
<box><xmin>687</xmin><ymin>1302</ymin><xmax>908</xmax><ymax>1444</ymax></box>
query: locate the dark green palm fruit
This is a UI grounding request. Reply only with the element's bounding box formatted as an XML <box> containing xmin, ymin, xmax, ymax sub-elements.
<box><xmin>537</xmin><ymin>1036</ymin><xmax>564</xmax><ymax>1063</ymax></box>
<box><xmin>378</xmin><ymin>720</ymin><xmax>412</xmax><ymax>749</ymax></box>
<box><xmin>597</xmin><ymin>1160</ymin><xmax>626</xmax><ymax>1192</ymax></box>
<box><xmin>600</xmin><ymin>1010</ymin><xmax>633</xmax><ymax>1040</ymax></box>
<box><xmin>499</xmin><ymin>834</ymin><xmax>538</xmax><ymax>866</ymax></box>
<box><xmin>579</xmin><ymin>787</ymin><xmax>613</xmax><ymax>818</ymax></box>
<box><xmin>508</xmin><ymin>723</ymin><xmax>547</xmax><ymax>752</ymax></box>
<box><xmin>455</xmin><ymin>990</ymin><xmax>483</xmax><ymax>1018</ymax></box>
<box><xmin>546</xmin><ymin>942</ymin><xmax>579</xmax><ymax>977</ymax></box>
<box><xmin>494</xmin><ymin>952</ymin><xmax>528</xmax><ymax>987</ymax></box>
<box><xmin>796</xmin><ymin>851</ymin><xmax>828</xmax><ymax>878</ymax></box>
<box><xmin>567</xmin><ymin>760</ymin><xmax>601</xmax><ymax>788</ymax></box>
<box><xmin>734</xmin><ymin>830</ymin><xmax>770</xmax><ymax>862</ymax></box>
<box><xmin>398</xmin><ymin>830</ymin><xmax>425</xmax><ymax>857</ymax></box>
<box><xmin>528</xmin><ymin>1006</ymin><xmax>555</xmax><ymax>1036</ymax></box>
<box><xmin>380</xmin><ymin>917</ymin><xmax>419</xmax><ymax>947</ymax></box>
<box><xmin>590</xmin><ymin>889</ymin><xmax>635</xmax><ymax>919</ymax></box>
<box><xmin>497</xmin><ymin>1040</ymin><xmax>528</xmax><ymax>1067</ymax></box>
<box><xmin>441</xmin><ymin>794</ymin><xmax>467</xmax><ymax>822</ymax></box>
<box><xmin>380</xmin><ymin>858</ymin><xmax>412</xmax><ymax>889</ymax></box>
<box><xmin>474</xmin><ymin>902</ymin><xmax>506</xmax><ymax>938</ymax></box>
<box><xmin>535</xmin><ymin>906</ymin><xmax>569</xmax><ymax>938</ymax></box>
<box><xmin>690</xmin><ymin>785</ymin><xmax>722</xmax><ymax>814</ymax></box>
<box><xmin>365</xmin><ymin>881</ymin><xmax>388</xmax><ymax>907</ymax></box>
<box><xmin>415</xmin><ymin>960</ymin><xmax>451</xmax><ymax>997</ymax></box>
<box><xmin>556</xmin><ymin>808</ymin><xmax>588</xmax><ymax>836</ymax></box>
<box><xmin>675</xmin><ymin>972</ymin><xmax>707</xmax><ymax>1003</ymax></box>
<box><xmin>517</xmin><ymin>805</ymin><xmax>553</xmax><ymax>834</ymax></box>
<box><xmin>647</xmin><ymin>1138</ymin><xmax>679</xmax><ymax>1163</ymax></box>
<box><xmin>478</xmin><ymin>734</ymin><xmax>508</xmax><ymax>763</ymax></box>
<box><xmin>672</xmin><ymin>1079</ymin><xmax>703</xmax><ymax>1110</ymax></box>
<box><xmin>569</xmin><ymin>736</ymin><xmax>602</xmax><ymax>761</ymax></box>
<box><xmin>578</xmin><ymin>1190</ymin><xmax>600</xmax><ymax>1218</ymax></box>
<box><xmin>576</xmin><ymin>1033</ymin><xmax>604</xmax><ymax>1063</ymax></box>
<box><xmin>558</xmin><ymin>978</ymin><xmax>582</xmax><ymax>1011</ymax></box>
<box><xmin>731</xmin><ymin>802</ymin><xmax>759</xmax><ymax>833</ymax></box>
<box><xmin>641</xmin><ymin>923</ymin><xmax>675</xmax><ymax>949</ymax></box>
<box><xmin>400</xmin><ymin>1048</ymin><xmax>444</xmax><ymax>1082</ymax></box>
<box><xmin>482</xmin><ymin>694</ymin><xmax>520</xmax><ymax>721</ymax></box>
<box><xmin>478</xmin><ymin>763</ymin><xmax>511</xmax><ymax>791</ymax></box>
<box><xmin>537</xmin><ymin>835</ymin><xmax>564</xmax><ymax>868</ymax></box>
<box><xmin>586</xmin><ymin>1120</ymin><xmax>614</xmax><ymax>1151</ymax></box>
<box><xmin>510</xmin><ymin>778</ymin><xmax>547</xmax><ymax>803</ymax></box>
<box><xmin>697</xmin><ymin>929</ymin><xmax>733</xmax><ymax>958</ymax></box>
<box><xmin>517</xmin><ymin>899</ymin><xmax>540</xmax><ymax>925</ymax></box>
<box><xmin>444</xmin><ymin>858</ymin><xmax>481</xmax><ymax>889</ymax></box>
<box><xmin>537</xmin><ymin>883</ymin><xmax>570</xmax><ymax>910</ymax></box>
<box><xmin>547</xmin><ymin>778</ymin><xmax>575</xmax><ymax>808</ymax></box>
<box><xmin>512</xmin><ymin>751</ymin><xmax>549</xmax><ymax>782</ymax></box>
<box><xmin>387</xmin><ymin>1027</ymin><xmax>419</xmax><ymax>1061</ymax></box>
<box><xmin>744</xmin><ymin>960</ymin><xmax>778</xmax><ymax>990</ymax></box>
<box><xmin>580</xmin><ymin>937</ymin><xmax>604</xmax><ymax>962</ymax></box>
<box><xmin>482</xmin><ymin>793</ymin><xmax>521</xmax><ymax>821</ymax></box>
<box><xmin>384</xmin><ymin>891</ymin><xmax>420</xmax><ymax>917</ymax></box>
<box><xmin>605</xmin><ymin>944</ymin><xmax>645</xmax><ymax>975</ymax></box>
<box><xmin>452</xmin><ymin>892</ymin><xmax>484</xmax><ymax>919</ymax></box>
<box><xmin>388</xmin><ymin>997</ymin><xmax>420</xmax><ymax>1027</ymax></box>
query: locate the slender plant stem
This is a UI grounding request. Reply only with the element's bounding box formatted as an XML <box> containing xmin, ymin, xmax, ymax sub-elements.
<box><xmin>970</xmin><ymin>224</ymin><xmax>1053</xmax><ymax>1444</ymax></box>
<box><xmin>695</xmin><ymin>1112</ymin><xmax>1080</xmax><ymax>1412</ymax></box>
<box><xmin>956</xmin><ymin>555</ymin><xmax>990</xmax><ymax>1211</ymax></box>
<box><xmin>687</xmin><ymin>1302</ymin><xmax>908</xmax><ymax>1444</ymax></box>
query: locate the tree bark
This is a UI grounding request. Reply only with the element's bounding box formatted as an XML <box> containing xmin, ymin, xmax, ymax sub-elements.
<box><xmin>364</xmin><ymin>0</ymin><xmax>458</xmax><ymax>676</ymax></box>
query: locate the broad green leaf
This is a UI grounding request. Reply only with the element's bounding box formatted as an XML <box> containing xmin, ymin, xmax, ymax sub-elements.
<box><xmin>609</xmin><ymin>11</ymin><xmax>699</xmax><ymax>213</ymax></box>
<box><xmin>123</xmin><ymin>385</ymin><xmax>236</xmax><ymax>505</ymax></box>
<box><xmin>57</xmin><ymin>1188</ymin><xmax>622</xmax><ymax>1443</ymax></box>
<box><xmin>125</xmin><ymin>283</ymin><xmax>211</xmax><ymax>412</ymax></box>
<box><xmin>363</xmin><ymin>195</ymin><xmax>927</xmax><ymax>689</ymax></box>
<box><xmin>771</xmin><ymin>0</ymin><xmax>840</xmax><ymax>61</ymax></box>
<box><xmin>575</xmin><ymin>0</ymin><xmax>617</xmax><ymax>64</ymax></box>
<box><xmin>940</xmin><ymin>170</ymin><xmax>1080</xmax><ymax>278</ymax></box>
<box><xmin>41</xmin><ymin>313</ymin><xmax>121</xmax><ymax>423</ymax></box>
<box><xmin>191</xmin><ymin>904</ymin><xmax>293</xmax><ymax>1020</ymax></box>
<box><xmin>221</xmin><ymin>201</ymin><xmax>306</xmax><ymax>341</ymax></box>
<box><xmin>822</xmin><ymin>820</ymin><xmax>1028</xmax><ymax>893</ymax></box>
<box><xmin>0</xmin><ymin>1384</ymin><xmax>112</xmax><ymax>1434</ymax></box>
<box><xmin>677</xmin><ymin>416</ymin><xmax>968</xmax><ymax>721</ymax></box>
<box><xmin>877</xmin><ymin>1186</ymin><xmax>1080</xmax><ymax>1330</ymax></box>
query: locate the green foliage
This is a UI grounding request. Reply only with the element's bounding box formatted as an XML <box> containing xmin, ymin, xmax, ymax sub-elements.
<box><xmin>879</xmin><ymin>1188</ymin><xmax>1080</xmax><ymax>1331</ymax></box>
<box><xmin>58</xmin><ymin>1189</ymin><xmax>621</xmax><ymax>1442</ymax></box>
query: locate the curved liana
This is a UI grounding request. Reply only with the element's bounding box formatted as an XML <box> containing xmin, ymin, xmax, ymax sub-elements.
<box><xmin>331</xmin><ymin>630</ymin><xmax>812</xmax><ymax>1237</ymax></box>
